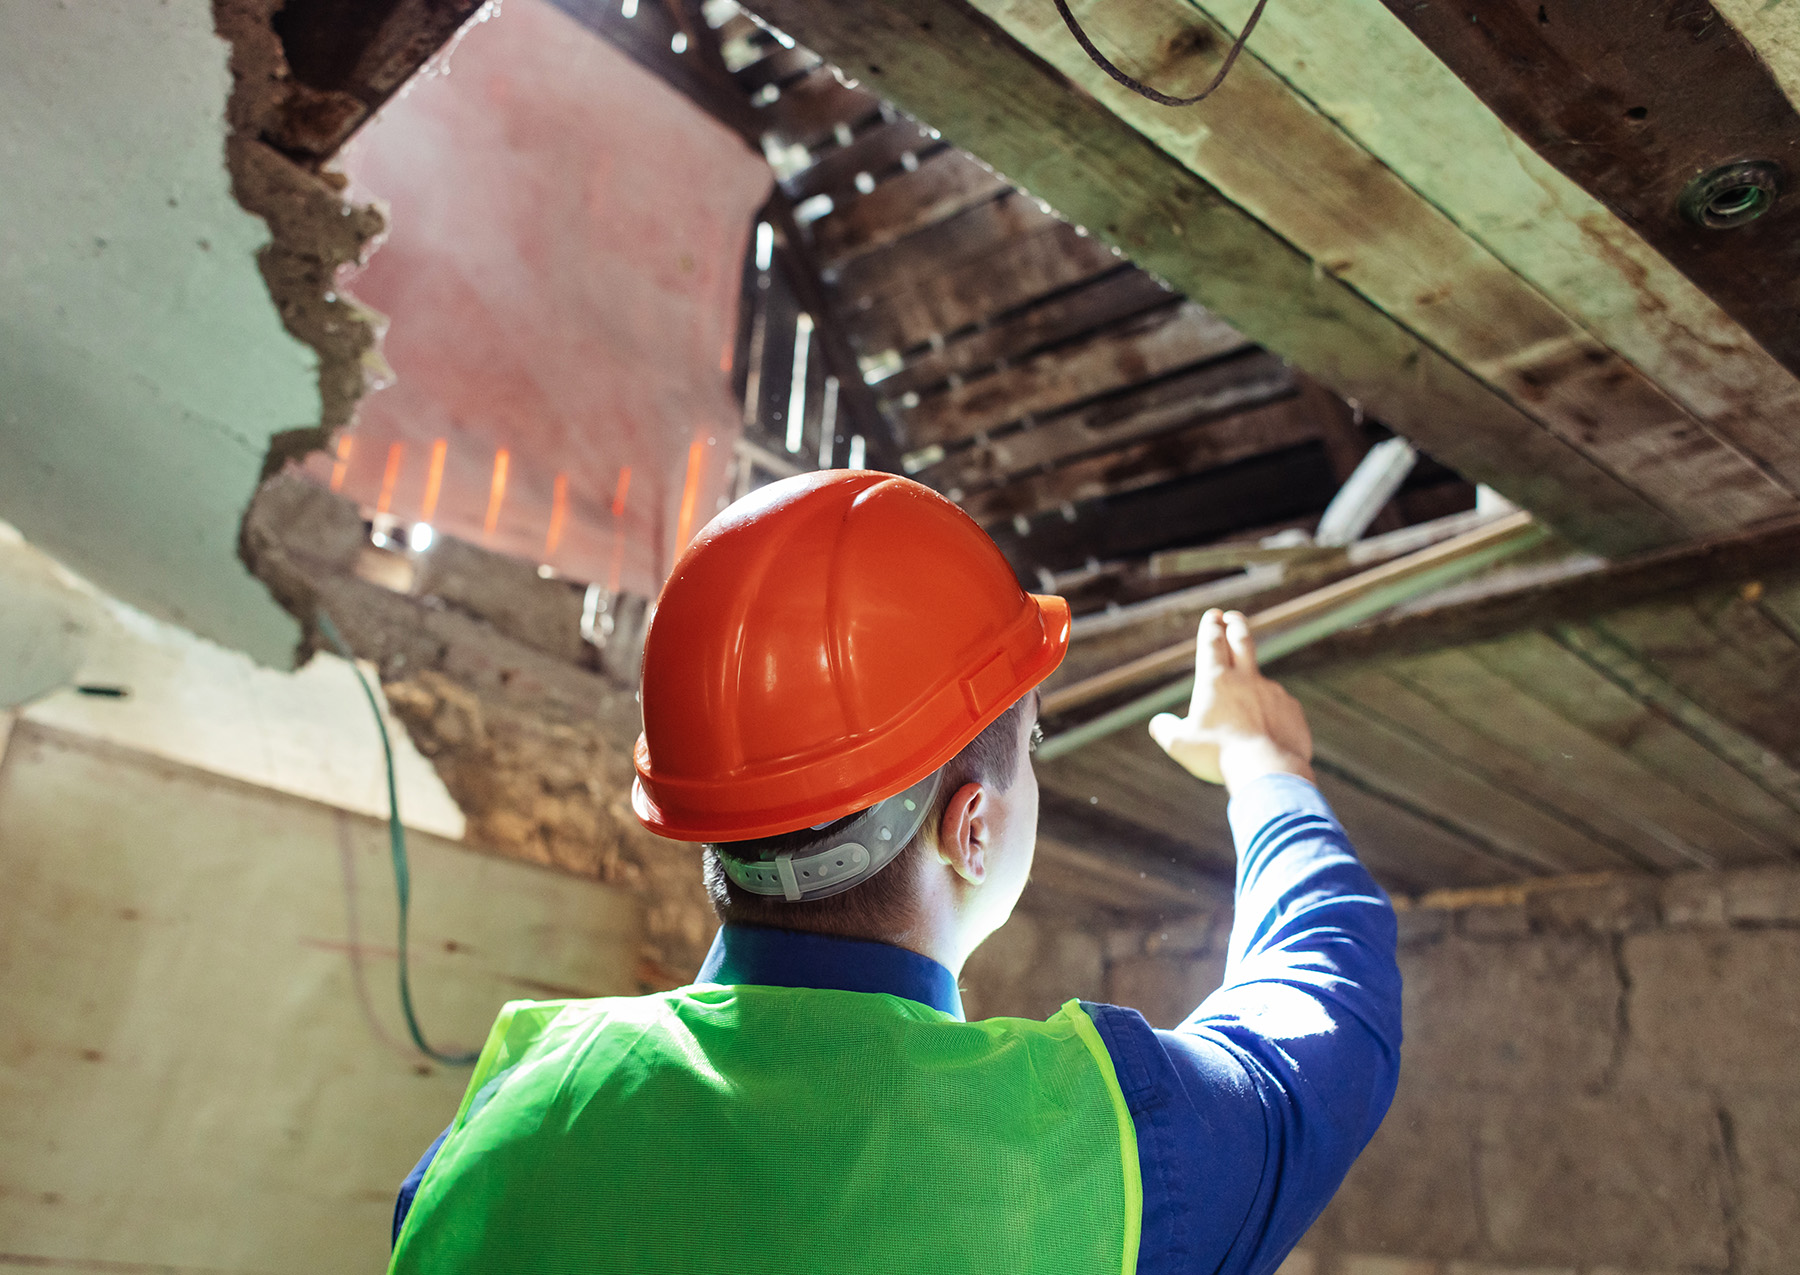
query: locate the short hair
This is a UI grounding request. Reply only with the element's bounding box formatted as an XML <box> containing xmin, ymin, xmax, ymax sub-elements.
<box><xmin>702</xmin><ymin>693</ymin><xmax>1035</xmax><ymax>942</ymax></box>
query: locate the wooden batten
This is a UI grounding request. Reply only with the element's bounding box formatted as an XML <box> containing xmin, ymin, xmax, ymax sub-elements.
<box><xmin>810</xmin><ymin>147</ymin><xmax>1009</xmax><ymax>263</ymax></box>
<box><xmin>899</xmin><ymin>300</ymin><xmax>1249</xmax><ymax>447</ymax></box>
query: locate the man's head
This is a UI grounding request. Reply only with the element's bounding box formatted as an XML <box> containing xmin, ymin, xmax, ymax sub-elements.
<box><xmin>703</xmin><ymin>691</ymin><xmax>1041</xmax><ymax>973</ymax></box>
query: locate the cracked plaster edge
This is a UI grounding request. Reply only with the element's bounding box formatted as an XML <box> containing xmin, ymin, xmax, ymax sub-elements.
<box><xmin>212</xmin><ymin>0</ymin><xmax>395</xmax><ymax>504</ymax></box>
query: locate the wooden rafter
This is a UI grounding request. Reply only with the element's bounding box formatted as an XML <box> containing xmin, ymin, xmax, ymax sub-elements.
<box><xmin>1374</xmin><ymin>0</ymin><xmax>1800</xmax><ymax>378</ymax></box>
<box><xmin>740</xmin><ymin>0</ymin><xmax>1692</xmax><ymax>555</ymax></box>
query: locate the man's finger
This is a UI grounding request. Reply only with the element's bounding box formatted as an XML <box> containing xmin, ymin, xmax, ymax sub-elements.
<box><xmin>1197</xmin><ymin>608</ymin><xmax>1233</xmax><ymax>674</ymax></box>
<box><xmin>1224</xmin><ymin>610</ymin><xmax>1258</xmax><ymax>671</ymax></box>
<box><xmin>1148</xmin><ymin>712</ymin><xmax>1181</xmax><ymax>753</ymax></box>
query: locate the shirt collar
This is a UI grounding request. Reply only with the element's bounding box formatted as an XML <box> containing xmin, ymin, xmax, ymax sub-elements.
<box><xmin>695</xmin><ymin>924</ymin><xmax>965</xmax><ymax>1021</ymax></box>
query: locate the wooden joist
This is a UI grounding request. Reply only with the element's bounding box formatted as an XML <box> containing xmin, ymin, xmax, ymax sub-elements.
<box><xmin>810</xmin><ymin>147</ymin><xmax>1008</xmax><ymax>263</ymax></box>
<box><xmin>1373</xmin><ymin>0</ymin><xmax>1800</xmax><ymax>380</ymax></box>
<box><xmin>1187</xmin><ymin>0</ymin><xmax>1800</xmax><ymax>504</ymax></box>
<box><xmin>837</xmin><ymin>196</ymin><xmax>1121</xmax><ymax>355</ymax></box>
<box><xmin>741</xmin><ymin>0</ymin><xmax>1691</xmax><ymax>555</ymax></box>
<box><xmin>967</xmin><ymin>0</ymin><xmax>1800</xmax><ymax>533</ymax></box>
<box><xmin>926</xmin><ymin>349</ymin><xmax>1296</xmax><ymax>497</ymax></box>
<box><xmin>876</xmin><ymin>267</ymin><xmax>1173</xmax><ymax>400</ymax></box>
<box><xmin>756</xmin><ymin>64</ymin><xmax>879</xmax><ymax>149</ymax></box>
<box><xmin>1279</xmin><ymin>514</ymin><xmax>1800</xmax><ymax>673</ymax></box>
<box><xmin>783</xmin><ymin>116</ymin><xmax>936</xmax><ymax>203</ymax></box>
<box><xmin>899</xmin><ymin>301</ymin><xmax>1250</xmax><ymax>447</ymax></box>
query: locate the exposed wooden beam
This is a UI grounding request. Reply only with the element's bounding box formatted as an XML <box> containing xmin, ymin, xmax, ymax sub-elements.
<box><xmin>875</xmin><ymin>266</ymin><xmax>1173</xmax><ymax>400</ymax></box>
<box><xmin>810</xmin><ymin>147</ymin><xmax>1009</xmax><ymax>263</ymax></box>
<box><xmin>898</xmin><ymin>300</ymin><xmax>1249</xmax><ymax>448</ymax></box>
<box><xmin>1277</xmin><ymin>514</ymin><xmax>1800</xmax><ymax>674</ymax></box>
<box><xmin>969</xmin><ymin>0</ymin><xmax>1800</xmax><ymax>530</ymax></box>
<box><xmin>924</xmin><ymin>348</ymin><xmax>1295</xmax><ymax>496</ymax></box>
<box><xmin>784</xmin><ymin>117</ymin><xmax>938</xmax><ymax>204</ymax></box>
<box><xmin>837</xmin><ymin>195</ymin><xmax>1120</xmax><ymax>355</ymax></box>
<box><xmin>960</xmin><ymin>389</ymin><xmax>1314</xmax><ymax>525</ymax></box>
<box><xmin>741</xmin><ymin>0</ymin><xmax>1688</xmax><ymax>556</ymax></box>
<box><xmin>764</xmin><ymin>192</ymin><xmax>907</xmax><ymax>468</ymax></box>
<box><xmin>988</xmin><ymin>442</ymin><xmax>1337</xmax><ymax>572</ymax></box>
<box><xmin>1373</xmin><ymin>0</ymin><xmax>1800</xmax><ymax>379</ymax></box>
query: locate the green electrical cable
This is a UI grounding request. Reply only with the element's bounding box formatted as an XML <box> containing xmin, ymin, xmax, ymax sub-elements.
<box><xmin>317</xmin><ymin>612</ymin><xmax>480</xmax><ymax>1067</ymax></box>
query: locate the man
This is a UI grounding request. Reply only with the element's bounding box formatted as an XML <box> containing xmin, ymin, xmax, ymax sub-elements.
<box><xmin>390</xmin><ymin>471</ymin><xmax>1401</xmax><ymax>1274</ymax></box>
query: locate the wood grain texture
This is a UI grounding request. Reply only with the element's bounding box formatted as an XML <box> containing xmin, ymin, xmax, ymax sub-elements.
<box><xmin>1293</xmin><ymin>678</ymin><xmax>1643</xmax><ymax>875</ymax></box>
<box><xmin>839</xmin><ymin>196</ymin><xmax>1121</xmax><ymax>355</ymax></box>
<box><xmin>810</xmin><ymin>146</ymin><xmax>1008</xmax><ymax>263</ymax></box>
<box><xmin>899</xmin><ymin>300</ymin><xmax>1249</xmax><ymax>446</ymax></box>
<box><xmin>926</xmin><ymin>348</ymin><xmax>1296</xmax><ymax>494</ymax></box>
<box><xmin>1594</xmin><ymin>591</ymin><xmax>1800</xmax><ymax>765</ymax></box>
<box><xmin>1469</xmin><ymin>632</ymin><xmax>1800</xmax><ymax>849</ymax></box>
<box><xmin>1373</xmin><ymin>0</ymin><xmax>1800</xmax><ymax>378</ymax></box>
<box><xmin>1194</xmin><ymin>0</ymin><xmax>1800</xmax><ymax>500</ymax></box>
<box><xmin>877</xmin><ymin>266</ymin><xmax>1174</xmax><ymax>399</ymax></box>
<box><xmin>1382</xmin><ymin>648</ymin><xmax>1788</xmax><ymax>868</ymax></box>
<box><xmin>973</xmin><ymin>0</ymin><xmax>1799</xmax><ymax>532</ymax></box>
<box><xmin>743</xmin><ymin>0</ymin><xmax>1687</xmax><ymax>554</ymax></box>
<box><xmin>959</xmin><ymin>392</ymin><xmax>1315</xmax><ymax>523</ymax></box>
<box><xmin>1279</xmin><ymin>516</ymin><xmax>1800</xmax><ymax>672</ymax></box>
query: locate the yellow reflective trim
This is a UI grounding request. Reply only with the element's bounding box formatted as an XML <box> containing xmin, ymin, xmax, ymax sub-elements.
<box><xmin>1063</xmin><ymin>999</ymin><xmax>1143</xmax><ymax>1275</ymax></box>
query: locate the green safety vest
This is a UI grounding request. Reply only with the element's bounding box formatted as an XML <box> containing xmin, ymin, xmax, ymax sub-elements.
<box><xmin>390</xmin><ymin>985</ymin><xmax>1142</xmax><ymax>1274</ymax></box>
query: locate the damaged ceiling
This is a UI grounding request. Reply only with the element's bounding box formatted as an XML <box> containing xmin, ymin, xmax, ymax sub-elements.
<box><xmin>7</xmin><ymin>0</ymin><xmax>1800</xmax><ymax>909</ymax></box>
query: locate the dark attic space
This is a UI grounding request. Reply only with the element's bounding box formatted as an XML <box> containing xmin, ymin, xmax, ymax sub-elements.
<box><xmin>2</xmin><ymin>0</ymin><xmax>1798</xmax><ymax>1272</ymax></box>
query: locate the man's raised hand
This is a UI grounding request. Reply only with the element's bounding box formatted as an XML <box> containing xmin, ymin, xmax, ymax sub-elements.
<box><xmin>1148</xmin><ymin>609</ymin><xmax>1315</xmax><ymax>793</ymax></box>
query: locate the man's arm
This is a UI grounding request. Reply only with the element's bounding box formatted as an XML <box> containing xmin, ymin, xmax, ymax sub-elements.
<box><xmin>1086</xmin><ymin>610</ymin><xmax>1401</xmax><ymax>1275</ymax></box>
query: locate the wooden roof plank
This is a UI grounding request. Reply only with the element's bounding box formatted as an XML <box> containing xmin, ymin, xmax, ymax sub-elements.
<box><xmin>972</xmin><ymin>0</ymin><xmax>1800</xmax><ymax>533</ymax></box>
<box><xmin>1308</xmin><ymin>769</ymin><xmax>1530</xmax><ymax>893</ymax></box>
<box><xmin>783</xmin><ymin>115</ymin><xmax>936</xmax><ymax>204</ymax></box>
<box><xmin>925</xmin><ymin>348</ymin><xmax>1296</xmax><ymax>494</ymax></box>
<box><xmin>961</xmin><ymin>396</ymin><xmax>1317</xmax><ymax>525</ymax></box>
<box><xmin>1278</xmin><ymin>515</ymin><xmax>1800</xmax><ymax>673</ymax></box>
<box><xmin>756</xmin><ymin>64</ymin><xmax>878</xmax><ymax>149</ymax></box>
<box><xmin>899</xmin><ymin>301</ymin><xmax>1250</xmax><ymax>446</ymax></box>
<box><xmin>1468</xmin><ymin>631</ymin><xmax>1800</xmax><ymax>852</ymax></box>
<box><xmin>743</xmin><ymin>0</ymin><xmax>1687</xmax><ymax>555</ymax></box>
<box><xmin>1551</xmin><ymin>619</ymin><xmax>1800</xmax><ymax>817</ymax></box>
<box><xmin>1593</xmin><ymin>592</ymin><xmax>1800</xmax><ymax>767</ymax></box>
<box><xmin>810</xmin><ymin>147</ymin><xmax>1009</xmax><ymax>264</ymax></box>
<box><xmin>1188</xmin><ymin>0</ymin><xmax>1800</xmax><ymax>504</ymax></box>
<box><xmin>843</xmin><ymin>207</ymin><xmax>1121</xmax><ymax>357</ymax></box>
<box><xmin>1290</xmin><ymin>678</ymin><xmax>1639</xmax><ymax>876</ymax></box>
<box><xmin>1319</xmin><ymin>663</ymin><xmax>1689</xmax><ymax>872</ymax></box>
<box><xmin>1384</xmin><ymin>647</ymin><xmax>1790</xmax><ymax>869</ymax></box>
<box><xmin>877</xmin><ymin>266</ymin><xmax>1174</xmax><ymax>400</ymax></box>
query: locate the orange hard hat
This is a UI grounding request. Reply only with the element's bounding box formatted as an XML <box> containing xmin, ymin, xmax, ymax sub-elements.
<box><xmin>631</xmin><ymin>471</ymin><xmax>1070</xmax><ymax>842</ymax></box>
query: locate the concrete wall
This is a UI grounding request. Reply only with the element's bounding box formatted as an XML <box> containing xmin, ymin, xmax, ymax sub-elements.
<box><xmin>0</xmin><ymin>0</ymin><xmax>323</xmax><ymax>663</ymax></box>
<box><xmin>0</xmin><ymin>719</ymin><xmax>643</xmax><ymax>1273</ymax></box>
<box><xmin>1281</xmin><ymin>870</ymin><xmax>1800</xmax><ymax>1275</ymax></box>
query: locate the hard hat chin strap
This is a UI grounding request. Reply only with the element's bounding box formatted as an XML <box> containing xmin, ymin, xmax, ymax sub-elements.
<box><xmin>717</xmin><ymin>770</ymin><xmax>944</xmax><ymax>903</ymax></box>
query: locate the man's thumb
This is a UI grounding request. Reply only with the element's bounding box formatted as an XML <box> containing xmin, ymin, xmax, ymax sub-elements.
<box><xmin>1148</xmin><ymin>712</ymin><xmax>1182</xmax><ymax>752</ymax></box>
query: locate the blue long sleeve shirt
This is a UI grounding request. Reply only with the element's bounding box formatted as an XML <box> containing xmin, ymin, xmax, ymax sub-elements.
<box><xmin>394</xmin><ymin>773</ymin><xmax>1402</xmax><ymax>1274</ymax></box>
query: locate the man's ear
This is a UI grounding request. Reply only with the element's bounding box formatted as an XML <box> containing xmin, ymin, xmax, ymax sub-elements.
<box><xmin>936</xmin><ymin>781</ymin><xmax>988</xmax><ymax>885</ymax></box>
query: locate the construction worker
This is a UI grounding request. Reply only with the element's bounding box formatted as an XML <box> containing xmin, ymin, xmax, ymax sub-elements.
<box><xmin>389</xmin><ymin>471</ymin><xmax>1401</xmax><ymax>1274</ymax></box>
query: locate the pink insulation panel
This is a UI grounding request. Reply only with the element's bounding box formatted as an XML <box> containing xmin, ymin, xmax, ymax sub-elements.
<box><xmin>306</xmin><ymin>0</ymin><xmax>770</xmax><ymax>594</ymax></box>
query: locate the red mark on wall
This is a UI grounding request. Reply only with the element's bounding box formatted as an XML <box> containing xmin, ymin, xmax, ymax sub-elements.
<box><xmin>329</xmin><ymin>435</ymin><xmax>354</xmax><ymax>493</ymax></box>
<box><xmin>676</xmin><ymin>437</ymin><xmax>705</xmax><ymax>550</ymax></box>
<box><xmin>484</xmin><ymin>448</ymin><xmax>511</xmax><ymax>539</ymax></box>
<box><xmin>421</xmin><ymin>438</ymin><xmax>448</xmax><ymax>522</ymax></box>
<box><xmin>545</xmin><ymin>471</ymin><xmax>569</xmax><ymax>557</ymax></box>
<box><xmin>608</xmin><ymin>465</ymin><xmax>632</xmax><ymax>592</ymax></box>
<box><xmin>376</xmin><ymin>442</ymin><xmax>405</xmax><ymax>516</ymax></box>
